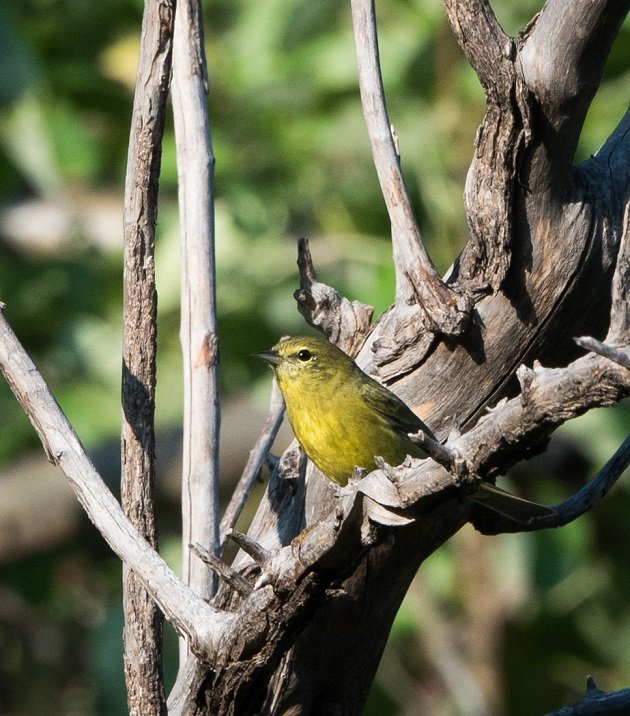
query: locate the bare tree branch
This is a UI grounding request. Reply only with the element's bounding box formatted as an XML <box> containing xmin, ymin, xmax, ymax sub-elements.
<box><xmin>239</xmin><ymin>445</ymin><xmax>307</xmax><ymax>561</ymax></box>
<box><xmin>384</xmin><ymin>62</ymin><xmax>629</xmax><ymax>438</ymax></box>
<box><xmin>219</xmin><ymin>381</ymin><xmax>285</xmax><ymax>553</ymax></box>
<box><xmin>607</xmin><ymin>195</ymin><xmax>630</xmax><ymax>343</ymax></box>
<box><xmin>520</xmin><ymin>0</ymin><xmax>630</xmax><ymax>178</ymax></box>
<box><xmin>473</xmin><ymin>433</ymin><xmax>630</xmax><ymax>535</ymax></box>
<box><xmin>350</xmin><ymin>0</ymin><xmax>470</xmax><ymax>342</ymax></box>
<box><xmin>227</xmin><ymin>529</ymin><xmax>272</xmax><ymax>569</ymax></box>
<box><xmin>191</xmin><ymin>543</ymin><xmax>253</xmax><ymax>597</ymax></box>
<box><xmin>172</xmin><ymin>0</ymin><xmax>220</xmax><ymax>616</ymax></box>
<box><xmin>0</xmin><ymin>309</ymin><xmax>231</xmax><ymax>659</ymax></box>
<box><xmin>575</xmin><ymin>337</ymin><xmax>630</xmax><ymax>371</ymax></box>
<box><xmin>294</xmin><ymin>237</ymin><xmax>373</xmax><ymax>357</ymax></box>
<box><xmin>121</xmin><ymin>0</ymin><xmax>174</xmax><ymax>711</ymax></box>
<box><xmin>545</xmin><ymin>675</ymin><xmax>630</xmax><ymax>716</ymax></box>
<box><xmin>441</xmin><ymin>0</ymin><xmax>532</xmax><ymax>291</ymax></box>
<box><xmin>442</xmin><ymin>0</ymin><xmax>511</xmax><ymax>97</ymax></box>
<box><xmin>357</xmin><ymin>352</ymin><xmax>630</xmax><ymax>518</ymax></box>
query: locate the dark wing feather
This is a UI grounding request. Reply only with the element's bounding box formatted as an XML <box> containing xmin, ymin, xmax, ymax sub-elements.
<box><xmin>358</xmin><ymin>373</ymin><xmax>436</xmax><ymax>440</ymax></box>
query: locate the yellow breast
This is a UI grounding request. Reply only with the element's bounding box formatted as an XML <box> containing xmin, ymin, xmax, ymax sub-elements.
<box><xmin>282</xmin><ymin>378</ymin><xmax>419</xmax><ymax>486</ymax></box>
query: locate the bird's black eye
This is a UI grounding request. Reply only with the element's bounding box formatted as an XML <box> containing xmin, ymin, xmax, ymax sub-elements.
<box><xmin>297</xmin><ymin>349</ymin><xmax>312</xmax><ymax>362</ymax></box>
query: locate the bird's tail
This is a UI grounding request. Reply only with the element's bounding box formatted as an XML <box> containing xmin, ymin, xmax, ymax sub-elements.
<box><xmin>469</xmin><ymin>482</ymin><xmax>557</xmax><ymax>523</ymax></box>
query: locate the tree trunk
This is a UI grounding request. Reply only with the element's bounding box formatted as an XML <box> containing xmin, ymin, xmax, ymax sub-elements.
<box><xmin>168</xmin><ymin>1</ymin><xmax>630</xmax><ymax>713</ymax></box>
<box><xmin>2</xmin><ymin>2</ymin><xmax>629</xmax><ymax>715</ymax></box>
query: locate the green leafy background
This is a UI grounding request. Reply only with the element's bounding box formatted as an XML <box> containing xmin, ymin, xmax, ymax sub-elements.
<box><xmin>0</xmin><ymin>1</ymin><xmax>629</xmax><ymax>713</ymax></box>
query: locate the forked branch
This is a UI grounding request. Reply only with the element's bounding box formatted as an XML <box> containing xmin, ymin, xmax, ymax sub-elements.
<box><xmin>350</xmin><ymin>0</ymin><xmax>470</xmax><ymax>339</ymax></box>
<box><xmin>0</xmin><ymin>309</ymin><xmax>230</xmax><ymax>661</ymax></box>
<box><xmin>294</xmin><ymin>237</ymin><xmax>373</xmax><ymax>357</ymax></box>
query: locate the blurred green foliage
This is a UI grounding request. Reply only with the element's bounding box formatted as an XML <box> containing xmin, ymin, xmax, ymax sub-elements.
<box><xmin>0</xmin><ymin>0</ymin><xmax>629</xmax><ymax>714</ymax></box>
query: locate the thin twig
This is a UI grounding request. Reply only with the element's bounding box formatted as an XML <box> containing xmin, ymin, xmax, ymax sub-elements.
<box><xmin>407</xmin><ymin>430</ymin><xmax>460</xmax><ymax>471</ymax></box>
<box><xmin>219</xmin><ymin>382</ymin><xmax>285</xmax><ymax>553</ymax></box>
<box><xmin>121</xmin><ymin>0</ymin><xmax>174</xmax><ymax>711</ymax></box>
<box><xmin>191</xmin><ymin>543</ymin><xmax>253</xmax><ymax>597</ymax></box>
<box><xmin>349</xmin><ymin>0</ymin><xmax>468</xmax><ymax>336</ymax></box>
<box><xmin>575</xmin><ymin>336</ymin><xmax>630</xmax><ymax>370</ymax></box>
<box><xmin>473</xmin><ymin>433</ymin><xmax>630</xmax><ymax>535</ymax></box>
<box><xmin>539</xmin><ymin>433</ymin><xmax>630</xmax><ymax>526</ymax></box>
<box><xmin>228</xmin><ymin>529</ymin><xmax>271</xmax><ymax>567</ymax></box>
<box><xmin>349</xmin><ymin>0</ymin><xmax>427</xmax><ymax>288</ymax></box>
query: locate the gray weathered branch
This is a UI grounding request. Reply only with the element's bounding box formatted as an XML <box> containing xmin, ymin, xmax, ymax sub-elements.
<box><xmin>520</xmin><ymin>0</ymin><xmax>630</xmax><ymax>179</ymax></box>
<box><xmin>358</xmin><ymin>352</ymin><xmax>630</xmax><ymax>518</ymax></box>
<box><xmin>172</xmin><ymin>0</ymin><xmax>221</xmax><ymax>611</ymax></box>
<box><xmin>575</xmin><ymin>337</ymin><xmax>630</xmax><ymax>371</ymax></box>
<box><xmin>191</xmin><ymin>543</ymin><xmax>253</xmax><ymax>597</ymax></box>
<box><xmin>442</xmin><ymin>0</ymin><xmax>510</xmax><ymax>97</ymax></box>
<box><xmin>219</xmin><ymin>381</ymin><xmax>285</xmax><ymax>552</ymax></box>
<box><xmin>121</xmin><ymin>0</ymin><xmax>174</xmax><ymax>711</ymax></box>
<box><xmin>0</xmin><ymin>309</ymin><xmax>231</xmax><ymax>661</ymax></box>
<box><xmin>350</xmin><ymin>0</ymin><xmax>471</xmax><ymax>346</ymax></box>
<box><xmin>443</xmin><ymin>0</ymin><xmax>532</xmax><ymax>291</ymax></box>
<box><xmin>607</xmin><ymin>187</ymin><xmax>630</xmax><ymax>342</ymax></box>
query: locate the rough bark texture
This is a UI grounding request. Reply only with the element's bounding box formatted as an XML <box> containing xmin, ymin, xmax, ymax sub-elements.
<box><xmin>121</xmin><ymin>0</ymin><xmax>175</xmax><ymax>713</ymax></box>
<box><xmin>171</xmin><ymin>1</ymin><xmax>630</xmax><ymax>713</ymax></box>
<box><xmin>2</xmin><ymin>1</ymin><xmax>630</xmax><ymax>715</ymax></box>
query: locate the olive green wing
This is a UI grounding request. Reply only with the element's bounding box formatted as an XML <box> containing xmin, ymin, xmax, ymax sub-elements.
<box><xmin>357</xmin><ymin>371</ymin><xmax>554</xmax><ymax>524</ymax></box>
<box><xmin>358</xmin><ymin>374</ymin><xmax>436</xmax><ymax>440</ymax></box>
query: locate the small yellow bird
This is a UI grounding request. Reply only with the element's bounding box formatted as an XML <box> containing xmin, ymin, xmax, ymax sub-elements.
<box><xmin>257</xmin><ymin>335</ymin><xmax>554</xmax><ymax>522</ymax></box>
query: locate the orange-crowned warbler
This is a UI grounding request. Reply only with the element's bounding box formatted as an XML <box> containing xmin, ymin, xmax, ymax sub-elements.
<box><xmin>257</xmin><ymin>335</ymin><xmax>554</xmax><ymax>522</ymax></box>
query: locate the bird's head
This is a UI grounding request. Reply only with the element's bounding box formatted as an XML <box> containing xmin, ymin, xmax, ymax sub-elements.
<box><xmin>255</xmin><ymin>335</ymin><xmax>354</xmax><ymax>387</ymax></box>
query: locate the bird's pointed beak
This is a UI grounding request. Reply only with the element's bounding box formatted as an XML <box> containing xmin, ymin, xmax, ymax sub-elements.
<box><xmin>253</xmin><ymin>349</ymin><xmax>282</xmax><ymax>366</ymax></box>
